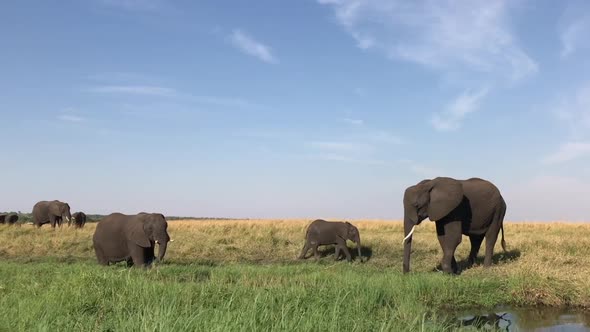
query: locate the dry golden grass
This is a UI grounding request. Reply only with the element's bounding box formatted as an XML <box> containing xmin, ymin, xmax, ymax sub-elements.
<box><xmin>2</xmin><ymin>219</ymin><xmax>590</xmax><ymax>279</ymax></box>
<box><xmin>2</xmin><ymin>219</ymin><xmax>590</xmax><ymax>309</ymax></box>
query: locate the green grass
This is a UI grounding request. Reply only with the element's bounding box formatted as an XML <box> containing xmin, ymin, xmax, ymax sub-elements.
<box><xmin>1</xmin><ymin>261</ymin><xmax>463</xmax><ymax>331</ymax></box>
<box><xmin>2</xmin><ymin>220</ymin><xmax>590</xmax><ymax>331</ymax></box>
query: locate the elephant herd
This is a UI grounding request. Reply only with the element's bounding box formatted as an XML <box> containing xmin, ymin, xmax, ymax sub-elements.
<box><xmin>1</xmin><ymin>200</ymin><xmax>87</xmax><ymax>228</ymax></box>
<box><xmin>1</xmin><ymin>176</ymin><xmax>508</xmax><ymax>274</ymax></box>
<box><xmin>31</xmin><ymin>200</ymin><xmax>87</xmax><ymax>228</ymax></box>
<box><xmin>300</xmin><ymin>176</ymin><xmax>508</xmax><ymax>275</ymax></box>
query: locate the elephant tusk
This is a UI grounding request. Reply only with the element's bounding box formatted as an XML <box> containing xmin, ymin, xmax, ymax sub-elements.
<box><xmin>169</xmin><ymin>239</ymin><xmax>174</xmax><ymax>242</ymax></box>
<box><xmin>402</xmin><ymin>225</ymin><xmax>416</xmax><ymax>244</ymax></box>
<box><xmin>155</xmin><ymin>240</ymin><xmax>160</xmax><ymax>244</ymax></box>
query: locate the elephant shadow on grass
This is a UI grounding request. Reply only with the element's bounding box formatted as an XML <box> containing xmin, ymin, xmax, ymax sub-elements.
<box><xmin>315</xmin><ymin>245</ymin><xmax>373</xmax><ymax>262</ymax></box>
<box><xmin>434</xmin><ymin>249</ymin><xmax>521</xmax><ymax>274</ymax></box>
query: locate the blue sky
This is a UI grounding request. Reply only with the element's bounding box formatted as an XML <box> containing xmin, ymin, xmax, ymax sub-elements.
<box><xmin>1</xmin><ymin>0</ymin><xmax>590</xmax><ymax>221</ymax></box>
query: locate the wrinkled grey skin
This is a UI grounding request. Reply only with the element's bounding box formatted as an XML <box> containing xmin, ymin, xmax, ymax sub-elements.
<box><xmin>403</xmin><ymin>177</ymin><xmax>507</xmax><ymax>274</ymax></box>
<box><xmin>71</xmin><ymin>212</ymin><xmax>87</xmax><ymax>228</ymax></box>
<box><xmin>92</xmin><ymin>212</ymin><xmax>171</xmax><ymax>267</ymax></box>
<box><xmin>32</xmin><ymin>200</ymin><xmax>72</xmax><ymax>228</ymax></box>
<box><xmin>298</xmin><ymin>219</ymin><xmax>362</xmax><ymax>262</ymax></box>
<box><xmin>0</xmin><ymin>213</ymin><xmax>19</xmax><ymax>225</ymax></box>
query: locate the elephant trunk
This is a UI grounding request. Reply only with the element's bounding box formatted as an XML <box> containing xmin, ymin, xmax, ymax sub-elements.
<box><xmin>403</xmin><ymin>215</ymin><xmax>415</xmax><ymax>274</ymax></box>
<box><xmin>64</xmin><ymin>211</ymin><xmax>71</xmax><ymax>224</ymax></box>
<box><xmin>157</xmin><ymin>241</ymin><xmax>168</xmax><ymax>262</ymax></box>
<box><xmin>355</xmin><ymin>234</ymin><xmax>362</xmax><ymax>261</ymax></box>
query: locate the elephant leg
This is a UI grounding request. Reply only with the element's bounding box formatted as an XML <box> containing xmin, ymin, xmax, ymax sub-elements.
<box><xmin>483</xmin><ymin>226</ymin><xmax>500</xmax><ymax>267</ymax></box>
<box><xmin>336</xmin><ymin>239</ymin><xmax>352</xmax><ymax>262</ymax></box>
<box><xmin>145</xmin><ymin>246</ymin><xmax>155</xmax><ymax>265</ymax></box>
<box><xmin>130</xmin><ymin>246</ymin><xmax>146</xmax><ymax>268</ymax></box>
<box><xmin>451</xmin><ymin>256</ymin><xmax>458</xmax><ymax>272</ymax></box>
<box><xmin>468</xmin><ymin>234</ymin><xmax>485</xmax><ymax>266</ymax></box>
<box><xmin>49</xmin><ymin>216</ymin><xmax>56</xmax><ymax>228</ymax></box>
<box><xmin>436</xmin><ymin>220</ymin><xmax>462</xmax><ymax>274</ymax></box>
<box><xmin>334</xmin><ymin>245</ymin><xmax>340</xmax><ymax>261</ymax></box>
<box><xmin>94</xmin><ymin>247</ymin><xmax>108</xmax><ymax>266</ymax></box>
<box><xmin>298</xmin><ymin>242</ymin><xmax>311</xmax><ymax>259</ymax></box>
<box><xmin>312</xmin><ymin>243</ymin><xmax>320</xmax><ymax>260</ymax></box>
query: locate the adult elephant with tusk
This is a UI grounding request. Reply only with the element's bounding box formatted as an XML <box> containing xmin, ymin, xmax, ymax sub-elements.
<box><xmin>32</xmin><ymin>200</ymin><xmax>72</xmax><ymax>228</ymax></box>
<box><xmin>92</xmin><ymin>212</ymin><xmax>171</xmax><ymax>267</ymax></box>
<box><xmin>402</xmin><ymin>177</ymin><xmax>507</xmax><ymax>274</ymax></box>
<box><xmin>71</xmin><ymin>212</ymin><xmax>87</xmax><ymax>228</ymax></box>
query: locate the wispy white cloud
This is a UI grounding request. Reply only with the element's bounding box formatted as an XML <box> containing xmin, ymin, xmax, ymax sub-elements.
<box><xmin>431</xmin><ymin>88</ymin><xmax>488</xmax><ymax>131</ymax></box>
<box><xmin>99</xmin><ymin>0</ymin><xmax>161</xmax><ymax>11</ymax></box>
<box><xmin>318</xmin><ymin>0</ymin><xmax>538</xmax><ymax>81</ymax></box>
<box><xmin>189</xmin><ymin>95</ymin><xmax>266</xmax><ymax>109</ymax></box>
<box><xmin>89</xmin><ymin>85</ymin><xmax>177</xmax><ymax>97</ymax></box>
<box><xmin>341</xmin><ymin>117</ymin><xmax>364</xmax><ymax>126</ymax></box>
<box><xmin>57</xmin><ymin>108</ymin><xmax>86</xmax><ymax>123</ymax></box>
<box><xmin>230</xmin><ymin>29</ymin><xmax>278</xmax><ymax>64</ymax></box>
<box><xmin>353</xmin><ymin>87</ymin><xmax>367</xmax><ymax>97</ymax></box>
<box><xmin>542</xmin><ymin>142</ymin><xmax>590</xmax><ymax>164</ymax></box>
<box><xmin>308</xmin><ymin>141</ymin><xmax>373</xmax><ymax>152</ymax></box>
<box><xmin>88</xmin><ymin>83</ymin><xmax>267</xmax><ymax>109</ymax></box>
<box><xmin>560</xmin><ymin>18</ymin><xmax>590</xmax><ymax>58</ymax></box>
<box><xmin>368</xmin><ymin>131</ymin><xmax>403</xmax><ymax>144</ymax></box>
<box><xmin>88</xmin><ymin>72</ymin><xmax>154</xmax><ymax>83</ymax></box>
<box><xmin>306</xmin><ymin>140</ymin><xmax>384</xmax><ymax>164</ymax></box>
<box><xmin>398</xmin><ymin>159</ymin><xmax>442</xmax><ymax>178</ymax></box>
<box><xmin>543</xmin><ymin>83</ymin><xmax>590</xmax><ymax>164</ymax></box>
<box><xmin>552</xmin><ymin>82</ymin><xmax>590</xmax><ymax>139</ymax></box>
<box><xmin>305</xmin><ymin>153</ymin><xmax>388</xmax><ymax>165</ymax></box>
<box><xmin>559</xmin><ymin>3</ymin><xmax>590</xmax><ymax>58</ymax></box>
<box><xmin>57</xmin><ymin>114</ymin><xmax>85</xmax><ymax>122</ymax></box>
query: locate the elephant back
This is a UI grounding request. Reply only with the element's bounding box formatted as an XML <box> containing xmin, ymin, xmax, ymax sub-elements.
<box><xmin>93</xmin><ymin>213</ymin><xmax>128</xmax><ymax>242</ymax></box>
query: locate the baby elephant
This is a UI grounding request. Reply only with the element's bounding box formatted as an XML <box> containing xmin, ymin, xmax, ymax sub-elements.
<box><xmin>299</xmin><ymin>219</ymin><xmax>362</xmax><ymax>262</ymax></box>
<box><xmin>71</xmin><ymin>212</ymin><xmax>87</xmax><ymax>228</ymax></box>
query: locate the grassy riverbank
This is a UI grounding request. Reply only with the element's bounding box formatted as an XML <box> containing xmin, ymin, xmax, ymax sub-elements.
<box><xmin>1</xmin><ymin>220</ymin><xmax>589</xmax><ymax>331</ymax></box>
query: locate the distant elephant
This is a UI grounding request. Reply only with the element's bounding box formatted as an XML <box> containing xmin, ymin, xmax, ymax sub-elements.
<box><xmin>71</xmin><ymin>212</ymin><xmax>87</xmax><ymax>228</ymax></box>
<box><xmin>0</xmin><ymin>213</ymin><xmax>19</xmax><ymax>225</ymax></box>
<box><xmin>298</xmin><ymin>219</ymin><xmax>362</xmax><ymax>262</ymax></box>
<box><xmin>32</xmin><ymin>200</ymin><xmax>72</xmax><ymax>228</ymax></box>
<box><xmin>93</xmin><ymin>212</ymin><xmax>171</xmax><ymax>267</ymax></box>
<box><xmin>402</xmin><ymin>177</ymin><xmax>507</xmax><ymax>274</ymax></box>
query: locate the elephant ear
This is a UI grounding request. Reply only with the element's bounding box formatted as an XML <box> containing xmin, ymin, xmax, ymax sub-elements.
<box><xmin>49</xmin><ymin>203</ymin><xmax>60</xmax><ymax>215</ymax></box>
<box><xmin>345</xmin><ymin>222</ymin><xmax>355</xmax><ymax>235</ymax></box>
<box><xmin>427</xmin><ymin>177</ymin><xmax>464</xmax><ymax>221</ymax></box>
<box><xmin>128</xmin><ymin>217</ymin><xmax>151</xmax><ymax>247</ymax></box>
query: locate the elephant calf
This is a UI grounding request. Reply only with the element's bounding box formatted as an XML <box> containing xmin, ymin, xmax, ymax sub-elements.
<box><xmin>71</xmin><ymin>212</ymin><xmax>87</xmax><ymax>228</ymax></box>
<box><xmin>298</xmin><ymin>219</ymin><xmax>362</xmax><ymax>262</ymax></box>
<box><xmin>0</xmin><ymin>213</ymin><xmax>18</xmax><ymax>225</ymax></box>
<box><xmin>93</xmin><ymin>212</ymin><xmax>171</xmax><ymax>267</ymax></box>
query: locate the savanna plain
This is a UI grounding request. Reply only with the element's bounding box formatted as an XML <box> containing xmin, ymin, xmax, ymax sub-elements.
<box><xmin>1</xmin><ymin>219</ymin><xmax>590</xmax><ymax>331</ymax></box>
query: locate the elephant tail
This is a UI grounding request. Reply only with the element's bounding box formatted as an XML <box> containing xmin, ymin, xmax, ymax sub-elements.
<box><xmin>500</xmin><ymin>224</ymin><xmax>506</xmax><ymax>252</ymax></box>
<box><xmin>499</xmin><ymin>199</ymin><xmax>507</xmax><ymax>252</ymax></box>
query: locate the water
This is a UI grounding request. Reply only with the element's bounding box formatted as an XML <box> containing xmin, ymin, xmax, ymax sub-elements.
<box><xmin>457</xmin><ymin>307</ymin><xmax>590</xmax><ymax>331</ymax></box>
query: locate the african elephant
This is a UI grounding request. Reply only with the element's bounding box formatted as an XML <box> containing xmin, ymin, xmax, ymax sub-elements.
<box><xmin>71</xmin><ymin>212</ymin><xmax>87</xmax><ymax>228</ymax></box>
<box><xmin>298</xmin><ymin>219</ymin><xmax>362</xmax><ymax>262</ymax></box>
<box><xmin>0</xmin><ymin>213</ymin><xmax>19</xmax><ymax>225</ymax></box>
<box><xmin>32</xmin><ymin>200</ymin><xmax>72</xmax><ymax>228</ymax></box>
<box><xmin>92</xmin><ymin>212</ymin><xmax>171</xmax><ymax>267</ymax></box>
<box><xmin>402</xmin><ymin>177</ymin><xmax>507</xmax><ymax>274</ymax></box>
